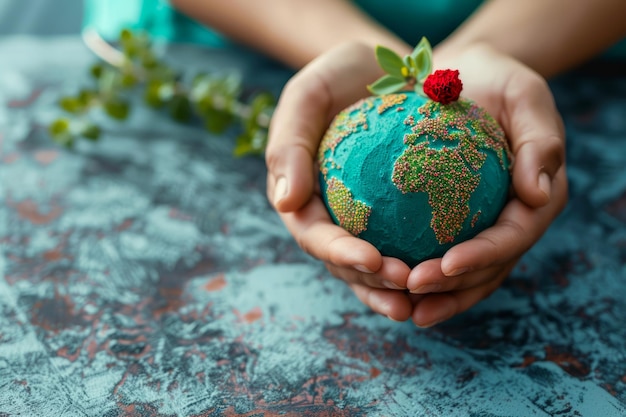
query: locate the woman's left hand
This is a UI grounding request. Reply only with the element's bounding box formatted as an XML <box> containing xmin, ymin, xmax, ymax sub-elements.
<box><xmin>406</xmin><ymin>44</ymin><xmax>568</xmax><ymax>327</ymax></box>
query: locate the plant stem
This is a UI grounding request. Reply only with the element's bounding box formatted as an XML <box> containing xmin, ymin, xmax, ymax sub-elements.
<box><xmin>82</xmin><ymin>27</ymin><xmax>125</xmax><ymax>68</ymax></box>
<box><xmin>81</xmin><ymin>27</ymin><xmax>271</xmax><ymax>129</ymax></box>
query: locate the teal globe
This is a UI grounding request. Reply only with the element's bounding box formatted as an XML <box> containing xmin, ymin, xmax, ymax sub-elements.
<box><xmin>318</xmin><ymin>92</ymin><xmax>511</xmax><ymax>267</ymax></box>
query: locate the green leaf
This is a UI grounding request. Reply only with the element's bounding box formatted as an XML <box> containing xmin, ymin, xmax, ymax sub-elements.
<box><xmin>403</xmin><ymin>55</ymin><xmax>415</xmax><ymax>72</ymax></box>
<box><xmin>233</xmin><ymin>128</ymin><xmax>267</xmax><ymax>157</ymax></box>
<box><xmin>120</xmin><ymin>29</ymin><xmax>141</xmax><ymax>59</ymax></box>
<box><xmin>413</xmin><ymin>50</ymin><xmax>432</xmax><ymax>82</ymax></box>
<box><xmin>80</xmin><ymin>123</ymin><xmax>101</xmax><ymax>141</ymax></box>
<box><xmin>141</xmin><ymin>51</ymin><xmax>159</xmax><ymax>69</ymax></box>
<box><xmin>144</xmin><ymin>81</ymin><xmax>166</xmax><ymax>108</ymax></box>
<box><xmin>121</xmin><ymin>73</ymin><xmax>137</xmax><ymax>88</ymax></box>
<box><xmin>212</xmin><ymin>75</ymin><xmax>242</xmax><ymax>100</ymax></box>
<box><xmin>49</xmin><ymin>118</ymin><xmax>74</xmax><ymax>148</ymax></box>
<box><xmin>411</xmin><ymin>37</ymin><xmax>432</xmax><ymax>60</ymax></box>
<box><xmin>246</xmin><ymin>92</ymin><xmax>275</xmax><ymax>131</ymax></box>
<box><xmin>375</xmin><ymin>45</ymin><xmax>406</xmax><ymax>79</ymax></box>
<box><xmin>146</xmin><ymin>65</ymin><xmax>177</xmax><ymax>84</ymax></box>
<box><xmin>203</xmin><ymin>107</ymin><xmax>233</xmax><ymax>133</ymax></box>
<box><xmin>103</xmin><ymin>98</ymin><xmax>130</xmax><ymax>120</ymax></box>
<box><xmin>367</xmin><ymin>74</ymin><xmax>407</xmax><ymax>95</ymax></box>
<box><xmin>169</xmin><ymin>94</ymin><xmax>192</xmax><ymax>123</ymax></box>
<box><xmin>59</xmin><ymin>96</ymin><xmax>85</xmax><ymax>114</ymax></box>
<box><xmin>77</xmin><ymin>89</ymin><xmax>97</xmax><ymax>106</ymax></box>
<box><xmin>410</xmin><ymin>37</ymin><xmax>433</xmax><ymax>81</ymax></box>
<box><xmin>219</xmin><ymin>74</ymin><xmax>243</xmax><ymax>97</ymax></box>
<box><xmin>120</xmin><ymin>28</ymin><xmax>133</xmax><ymax>43</ymax></box>
<box><xmin>90</xmin><ymin>63</ymin><xmax>104</xmax><ymax>79</ymax></box>
<box><xmin>49</xmin><ymin>118</ymin><xmax>70</xmax><ymax>136</ymax></box>
<box><xmin>98</xmin><ymin>68</ymin><xmax>119</xmax><ymax>96</ymax></box>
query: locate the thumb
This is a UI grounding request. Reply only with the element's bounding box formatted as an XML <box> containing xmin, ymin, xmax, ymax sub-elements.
<box><xmin>265</xmin><ymin>41</ymin><xmax>384</xmax><ymax>212</ymax></box>
<box><xmin>504</xmin><ymin>73</ymin><xmax>566</xmax><ymax>208</ymax></box>
<box><xmin>265</xmin><ymin>71</ymin><xmax>331</xmax><ymax>212</ymax></box>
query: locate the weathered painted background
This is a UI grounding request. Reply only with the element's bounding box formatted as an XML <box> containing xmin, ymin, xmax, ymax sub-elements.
<box><xmin>1</xmin><ymin>37</ymin><xmax>625</xmax><ymax>416</ymax></box>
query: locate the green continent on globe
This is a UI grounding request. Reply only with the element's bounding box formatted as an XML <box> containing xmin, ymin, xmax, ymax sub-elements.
<box><xmin>325</xmin><ymin>177</ymin><xmax>372</xmax><ymax>235</ymax></box>
<box><xmin>318</xmin><ymin>92</ymin><xmax>511</xmax><ymax>266</ymax></box>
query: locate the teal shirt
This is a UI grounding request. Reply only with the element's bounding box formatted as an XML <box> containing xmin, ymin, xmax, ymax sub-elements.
<box><xmin>83</xmin><ymin>0</ymin><xmax>625</xmax><ymax>58</ymax></box>
<box><xmin>82</xmin><ymin>0</ymin><xmax>482</xmax><ymax>47</ymax></box>
<box><xmin>83</xmin><ymin>0</ymin><xmax>225</xmax><ymax>46</ymax></box>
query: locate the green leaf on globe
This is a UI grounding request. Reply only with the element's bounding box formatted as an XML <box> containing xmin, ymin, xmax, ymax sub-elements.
<box><xmin>411</xmin><ymin>37</ymin><xmax>433</xmax><ymax>82</ymax></box>
<box><xmin>374</xmin><ymin>45</ymin><xmax>406</xmax><ymax>79</ymax></box>
<box><xmin>369</xmin><ymin>37</ymin><xmax>434</xmax><ymax>96</ymax></box>
<box><xmin>367</xmin><ymin>74</ymin><xmax>407</xmax><ymax>95</ymax></box>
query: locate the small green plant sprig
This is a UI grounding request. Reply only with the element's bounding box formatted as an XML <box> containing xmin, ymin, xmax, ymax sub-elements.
<box><xmin>49</xmin><ymin>29</ymin><xmax>275</xmax><ymax>156</ymax></box>
<box><xmin>367</xmin><ymin>36</ymin><xmax>433</xmax><ymax>96</ymax></box>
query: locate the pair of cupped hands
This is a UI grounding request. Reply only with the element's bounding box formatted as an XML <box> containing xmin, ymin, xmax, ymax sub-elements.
<box><xmin>265</xmin><ymin>41</ymin><xmax>568</xmax><ymax>327</ymax></box>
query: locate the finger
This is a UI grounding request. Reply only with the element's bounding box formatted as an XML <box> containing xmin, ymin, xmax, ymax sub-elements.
<box><xmin>265</xmin><ymin>42</ymin><xmax>380</xmax><ymax>212</ymax></box>
<box><xmin>349</xmin><ymin>283</ymin><xmax>413</xmax><ymax>322</ymax></box>
<box><xmin>280</xmin><ymin>195</ymin><xmax>383</xmax><ymax>272</ymax></box>
<box><xmin>407</xmin><ymin>258</ymin><xmax>517</xmax><ymax>294</ymax></box>
<box><xmin>265</xmin><ymin>75</ymin><xmax>329</xmax><ymax>212</ymax></box>
<box><xmin>440</xmin><ymin>166</ymin><xmax>567</xmax><ymax>277</ymax></box>
<box><xmin>503</xmin><ymin>71</ymin><xmax>566</xmax><ymax>208</ymax></box>
<box><xmin>411</xmin><ymin>264</ymin><xmax>512</xmax><ymax>327</ymax></box>
<box><xmin>325</xmin><ymin>256</ymin><xmax>411</xmax><ymax>289</ymax></box>
<box><xmin>447</xmin><ymin>45</ymin><xmax>566</xmax><ymax>208</ymax></box>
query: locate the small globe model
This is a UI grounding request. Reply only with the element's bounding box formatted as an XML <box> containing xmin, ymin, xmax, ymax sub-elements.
<box><xmin>318</xmin><ymin>92</ymin><xmax>511</xmax><ymax>267</ymax></box>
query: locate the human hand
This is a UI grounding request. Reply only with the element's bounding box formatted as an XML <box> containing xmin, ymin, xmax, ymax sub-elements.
<box><xmin>406</xmin><ymin>44</ymin><xmax>568</xmax><ymax>327</ymax></box>
<box><xmin>265</xmin><ymin>41</ymin><xmax>416</xmax><ymax>321</ymax></box>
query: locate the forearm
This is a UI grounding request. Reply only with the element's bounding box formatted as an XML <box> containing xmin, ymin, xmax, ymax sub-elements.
<box><xmin>435</xmin><ymin>0</ymin><xmax>626</xmax><ymax>77</ymax></box>
<box><xmin>170</xmin><ymin>0</ymin><xmax>409</xmax><ymax>68</ymax></box>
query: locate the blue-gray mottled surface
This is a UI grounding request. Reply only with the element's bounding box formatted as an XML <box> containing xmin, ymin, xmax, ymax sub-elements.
<box><xmin>1</xmin><ymin>36</ymin><xmax>626</xmax><ymax>417</ymax></box>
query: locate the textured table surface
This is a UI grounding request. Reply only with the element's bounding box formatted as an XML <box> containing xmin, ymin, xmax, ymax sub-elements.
<box><xmin>1</xmin><ymin>36</ymin><xmax>626</xmax><ymax>417</ymax></box>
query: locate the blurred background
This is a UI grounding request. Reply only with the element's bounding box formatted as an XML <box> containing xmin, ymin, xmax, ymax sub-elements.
<box><xmin>0</xmin><ymin>0</ymin><xmax>83</xmax><ymax>35</ymax></box>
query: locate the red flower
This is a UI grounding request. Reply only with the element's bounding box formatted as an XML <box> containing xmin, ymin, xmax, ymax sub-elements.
<box><xmin>423</xmin><ymin>69</ymin><xmax>463</xmax><ymax>104</ymax></box>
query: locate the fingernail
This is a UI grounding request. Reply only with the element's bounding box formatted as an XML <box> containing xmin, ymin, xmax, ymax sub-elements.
<box><xmin>538</xmin><ymin>171</ymin><xmax>551</xmax><ymax>201</ymax></box>
<box><xmin>410</xmin><ymin>283</ymin><xmax>441</xmax><ymax>294</ymax></box>
<box><xmin>382</xmin><ymin>280</ymin><xmax>404</xmax><ymax>290</ymax></box>
<box><xmin>354</xmin><ymin>264</ymin><xmax>374</xmax><ymax>273</ymax></box>
<box><xmin>418</xmin><ymin>308</ymin><xmax>454</xmax><ymax>328</ymax></box>
<box><xmin>444</xmin><ymin>267</ymin><xmax>469</xmax><ymax>277</ymax></box>
<box><xmin>273</xmin><ymin>176</ymin><xmax>288</xmax><ymax>206</ymax></box>
<box><xmin>418</xmin><ymin>317</ymin><xmax>448</xmax><ymax>328</ymax></box>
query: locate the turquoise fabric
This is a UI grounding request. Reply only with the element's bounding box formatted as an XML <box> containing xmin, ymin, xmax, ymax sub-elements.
<box><xmin>81</xmin><ymin>0</ymin><xmax>481</xmax><ymax>47</ymax></box>
<box><xmin>82</xmin><ymin>0</ymin><xmax>624</xmax><ymax>59</ymax></box>
<box><xmin>82</xmin><ymin>0</ymin><xmax>227</xmax><ymax>46</ymax></box>
<box><xmin>354</xmin><ymin>0</ymin><xmax>483</xmax><ymax>46</ymax></box>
